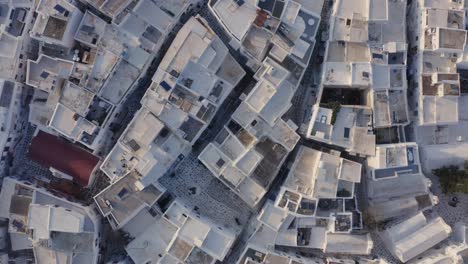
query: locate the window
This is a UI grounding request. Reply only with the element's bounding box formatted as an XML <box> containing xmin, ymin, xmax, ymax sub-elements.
<box><xmin>372</xmin><ymin>53</ymin><xmax>384</xmax><ymax>60</ymax></box>
<box><xmin>40</xmin><ymin>71</ymin><xmax>49</xmax><ymax>79</ymax></box>
<box><xmin>117</xmin><ymin>188</ymin><xmax>128</xmax><ymax>199</ymax></box>
<box><xmin>320</xmin><ymin>115</ymin><xmax>327</xmax><ymax>123</ymax></box>
<box><xmin>216</xmin><ymin>158</ymin><xmax>225</xmax><ymax>168</ymax></box>
<box><xmin>148</xmin><ymin>207</ymin><xmax>158</xmax><ymax>217</ymax></box>
<box><xmin>344</xmin><ymin>128</ymin><xmax>350</xmax><ymax>139</ymax></box>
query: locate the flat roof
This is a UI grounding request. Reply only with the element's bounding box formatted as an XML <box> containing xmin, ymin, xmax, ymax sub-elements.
<box><xmin>367</xmin><ymin>196</ymin><xmax>420</xmax><ymax>222</ymax></box>
<box><xmin>28</xmin><ymin>204</ymin><xmax>85</xmax><ymax>240</ymax></box>
<box><xmin>367</xmin><ymin>173</ymin><xmax>428</xmax><ymax>202</ymax></box>
<box><xmin>294</xmin><ymin>0</ymin><xmax>324</xmax><ymax>15</ymax></box>
<box><xmin>152</xmin><ymin>0</ymin><xmax>190</xmax><ymax>19</ymax></box>
<box><xmin>369</xmin><ymin>0</ymin><xmax>387</xmax><ymax>20</ymax></box>
<box><xmin>422</xmin><ymin>95</ymin><xmax>459</xmax><ymax>124</ymax></box>
<box><xmin>381</xmin><ymin>213</ymin><xmax>451</xmax><ymax>262</ymax></box>
<box><xmin>339</xmin><ymin>159</ymin><xmax>362</xmax><ymax>182</ymax></box>
<box><xmin>284</xmin><ymin>146</ymin><xmax>360</xmax><ymax>199</ymax></box>
<box><xmin>74</xmin><ymin>11</ymin><xmax>106</xmax><ymax>47</ymax></box>
<box><xmin>199</xmin><ymin>116</ymin><xmax>296</xmax><ymax>206</ymax></box>
<box><xmin>212</xmin><ymin>0</ymin><xmax>322</xmax><ymax>68</ymax></box>
<box><xmin>125</xmin><ymin>200</ymin><xmax>235</xmax><ymax>263</ymax></box>
<box><xmin>94</xmin><ymin>171</ymin><xmax>163</xmax><ymax>228</ymax></box>
<box><xmin>242</xmin><ymin>25</ymin><xmax>272</xmax><ymax>61</ymax></box>
<box><xmin>85</xmin><ymin>0</ymin><xmax>132</xmax><ymax>18</ymax></box>
<box><xmin>325</xmin><ymin>233</ymin><xmax>373</xmax><ymax>255</ymax></box>
<box><xmin>150</xmin><ymin>16</ymin><xmax>243</xmax><ymax>140</ymax></box>
<box><xmin>284</xmin><ymin>146</ymin><xmax>320</xmax><ymax>197</ymax></box>
<box><xmin>0</xmin><ymin>31</ymin><xmax>19</xmax><ymax>59</ymax></box>
<box><xmin>59</xmin><ymin>81</ymin><xmax>94</xmax><ymax>116</ymax></box>
<box><xmin>211</xmin><ymin>0</ymin><xmax>257</xmax><ymax>41</ymax></box>
<box><xmin>132</xmin><ymin>0</ymin><xmax>173</xmax><ymax>33</ymax></box>
<box><xmin>49</xmin><ymin>103</ymin><xmax>80</xmax><ymax>137</ymax></box>
<box><xmin>85</xmin><ymin>49</ymin><xmax>119</xmax><ymax>93</ymax></box>
<box><xmin>0</xmin><ymin>177</ymin><xmax>99</xmax><ymax>262</ymax></box>
<box><xmin>367</xmin><ymin>143</ymin><xmax>420</xmax><ymax>168</ymax></box>
<box><xmin>311</xmin><ymin>106</ymin><xmax>376</xmax><ymax>154</ymax></box>
<box><xmin>425</xmin><ymin>8</ymin><xmax>464</xmax><ymax>30</ymax></box>
<box><xmin>373</xmin><ymin>89</ymin><xmax>409</xmax><ymax>128</ymax></box>
<box><xmin>258</xmin><ymin>201</ymin><xmax>288</xmax><ymax>231</ymax></box>
<box><xmin>334</xmin><ymin>0</ymin><xmax>369</xmax><ymax>19</ymax></box>
<box><xmin>122</xmin><ymin>110</ymin><xmax>164</xmax><ymax>145</ymax></box>
<box><xmin>99</xmin><ymin>59</ymin><xmax>139</xmax><ymax>104</ymax></box>
<box><xmin>424</xmin><ymin>0</ymin><xmax>464</xmax><ymax>9</ymax></box>
<box><xmin>416</xmin><ymin>122</ymin><xmax>468</xmax><ymax>170</ymax></box>
<box><xmin>32</xmin><ymin>0</ymin><xmax>83</xmax><ymax>47</ymax></box>
<box><xmin>26</xmin><ymin>55</ymin><xmax>74</xmax><ymax>91</ymax></box>
<box><xmin>258</xmin><ymin>80</ymin><xmax>295</xmax><ymax>125</ymax></box>
<box><xmin>422</xmin><ymin>51</ymin><xmax>457</xmax><ymax>74</ymax></box>
<box><xmin>28</xmin><ymin>131</ymin><xmax>99</xmax><ymax>186</ymax></box>
<box><xmin>331</xmin><ymin>13</ymin><xmax>368</xmax><ymax>43</ymax></box>
<box><xmin>99</xmin><ymin>17</ymin><xmax>244</xmax><ymax>185</ymax></box>
<box><xmin>370</xmin><ymin>0</ymin><xmax>406</xmax><ymax>44</ymax></box>
<box><xmin>100</xmin><ymin>142</ymin><xmax>138</xmax><ymax>180</ymax></box>
<box><xmin>437</xmin><ymin>28</ymin><xmax>466</xmax><ymax>51</ymax></box>
<box><xmin>323</xmin><ymin>62</ymin><xmax>352</xmax><ymax>86</ymax></box>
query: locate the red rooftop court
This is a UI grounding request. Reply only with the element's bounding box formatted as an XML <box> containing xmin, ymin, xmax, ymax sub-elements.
<box><xmin>28</xmin><ymin>131</ymin><xmax>100</xmax><ymax>186</ymax></box>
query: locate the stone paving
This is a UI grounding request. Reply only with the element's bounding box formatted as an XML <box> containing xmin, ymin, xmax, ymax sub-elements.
<box><xmin>427</xmin><ymin>173</ymin><xmax>468</xmax><ymax>226</ymax></box>
<box><xmin>11</xmin><ymin>123</ymin><xmax>53</xmax><ymax>181</ymax></box>
<box><xmin>159</xmin><ymin>152</ymin><xmax>253</xmax><ymax>235</ymax></box>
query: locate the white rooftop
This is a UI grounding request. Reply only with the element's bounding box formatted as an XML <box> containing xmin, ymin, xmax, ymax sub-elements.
<box><xmin>125</xmin><ymin>200</ymin><xmax>235</xmax><ymax>263</ymax></box>
<box><xmin>334</xmin><ymin>0</ymin><xmax>369</xmax><ymax>18</ymax></box>
<box><xmin>210</xmin><ymin>0</ymin><xmax>257</xmax><ymax>41</ymax></box>
<box><xmin>210</xmin><ymin>0</ymin><xmax>322</xmax><ymax>69</ymax></box>
<box><xmin>284</xmin><ymin>146</ymin><xmax>361</xmax><ymax>199</ymax></box>
<box><xmin>26</xmin><ymin>54</ymin><xmax>74</xmax><ymax>92</ymax></box>
<box><xmin>101</xmin><ymin>16</ymin><xmax>244</xmax><ymax>188</ymax></box>
<box><xmin>309</xmin><ymin>105</ymin><xmax>376</xmax><ymax>156</ymax></box>
<box><xmin>199</xmin><ymin>55</ymin><xmax>299</xmax><ymax>206</ymax></box>
<box><xmin>325</xmin><ymin>233</ymin><xmax>373</xmax><ymax>255</ymax></box>
<box><xmin>31</xmin><ymin>0</ymin><xmax>84</xmax><ymax>47</ymax></box>
<box><xmin>28</xmin><ymin>204</ymin><xmax>85</xmax><ymax>240</ymax></box>
<box><xmin>381</xmin><ymin>213</ymin><xmax>452</xmax><ymax>262</ymax></box>
<box><xmin>0</xmin><ymin>177</ymin><xmax>100</xmax><ymax>264</ymax></box>
<box><xmin>74</xmin><ymin>11</ymin><xmax>106</xmax><ymax>47</ymax></box>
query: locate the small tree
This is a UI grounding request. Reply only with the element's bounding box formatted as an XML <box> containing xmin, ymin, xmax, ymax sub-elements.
<box><xmin>464</xmin><ymin>160</ymin><xmax>468</xmax><ymax>175</ymax></box>
<box><xmin>433</xmin><ymin>165</ymin><xmax>467</xmax><ymax>194</ymax></box>
<box><xmin>320</xmin><ymin>101</ymin><xmax>341</xmax><ymax>125</ymax></box>
<box><xmin>337</xmin><ymin>188</ymin><xmax>351</xmax><ymax>197</ymax></box>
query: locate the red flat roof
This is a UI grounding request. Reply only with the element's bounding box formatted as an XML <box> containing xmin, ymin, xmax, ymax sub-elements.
<box><xmin>28</xmin><ymin>131</ymin><xmax>99</xmax><ymax>186</ymax></box>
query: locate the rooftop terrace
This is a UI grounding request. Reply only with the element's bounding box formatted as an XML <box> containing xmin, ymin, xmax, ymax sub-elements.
<box><xmin>31</xmin><ymin>0</ymin><xmax>84</xmax><ymax>47</ymax></box>
<box><xmin>95</xmin><ymin>171</ymin><xmax>163</xmax><ymax>229</ymax></box>
<box><xmin>125</xmin><ymin>200</ymin><xmax>235</xmax><ymax>263</ymax></box>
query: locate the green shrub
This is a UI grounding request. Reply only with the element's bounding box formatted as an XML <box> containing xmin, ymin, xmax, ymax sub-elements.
<box><xmin>433</xmin><ymin>163</ymin><xmax>468</xmax><ymax>194</ymax></box>
<box><xmin>320</xmin><ymin>101</ymin><xmax>341</xmax><ymax>125</ymax></box>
